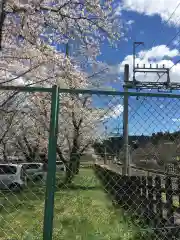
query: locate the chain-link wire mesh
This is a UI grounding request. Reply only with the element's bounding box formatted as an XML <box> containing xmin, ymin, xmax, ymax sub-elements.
<box><xmin>1</xmin><ymin>89</ymin><xmax>180</xmax><ymax>240</ymax></box>
<box><xmin>52</xmin><ymin>93</ymin><xmax>128</xmax><ymax>239</ymax></box>
<box><xmin>0</xmin><ymin>90</ymin><xmax>54</xmax><ymax>240</ymax></box>
<box><xmin>95</xmin><ymin>94</ymin><xmax>180</xmax><ymax>240</ymax></box>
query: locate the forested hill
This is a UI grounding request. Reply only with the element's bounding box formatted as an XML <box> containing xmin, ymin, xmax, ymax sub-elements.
<box><xmin>94</xmin><ymin>131</ymin><xmax>180</xmax><ymax>155</ymax></box>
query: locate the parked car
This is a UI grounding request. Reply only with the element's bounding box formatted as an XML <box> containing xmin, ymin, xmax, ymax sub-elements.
<box><xmin>56</xmin><ymin>161</ymin><xmax>66</xmax><ymax>172</ymax></box>
<box><xmin>0</xmin><ymin>164</ymin><xmax>27</xmax><ymax>191</ymax></box>
<box><xmin>22</xmin><ymin>163</ymin><xmax>45</xmax><ymax>182</ymax></box>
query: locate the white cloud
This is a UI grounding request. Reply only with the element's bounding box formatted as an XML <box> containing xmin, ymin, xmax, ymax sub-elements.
<box><xmin>118</xmin><ymin>45</ymin><xmax>180</xmax><ymax>83</ymax></box>
<box><xmin>138</xmin><ymin>45</ymin><xmax>179</xmax><ymax>61</ymax></box>
<box><xmin>121</xmin><ymin>0</ymin><xmax>180</xmax><ymax>26</ymax></box>
<box><xmin>103</xmin><ymin>104</ymin><xmax>124</xmax><ymax>119</ymax></box>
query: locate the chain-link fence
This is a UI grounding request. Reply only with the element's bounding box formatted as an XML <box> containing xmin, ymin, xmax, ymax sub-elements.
<box><xmin>0</xmin><ymin>85</ymin><xmax>58</xmax><ymax>240</ymax></box>
<box><xmin>1</xmin><ymin>87</ymin><xmax>180</xmax><ymax>240</ymax></box>
<box><xmin>95</xmin><ymin>94</ymin><xmax>180</xmax><ymax>240</ymax></box>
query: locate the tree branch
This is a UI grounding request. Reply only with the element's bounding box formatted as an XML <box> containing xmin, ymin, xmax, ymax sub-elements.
<box><xmin>0</xmin><ymin>62</ymin><xmax>44</xmax><ymax>85</ymax></box>
<box><xmin>16</xmin><ymin>140</ymin><xmax>29</xmax><ymax>160</ymax></box>
<box><xmin>87</xmin><ymin>68</ymin><xmax>108</xmax><ymax>79</ymax></box>
<box><xmin>0</xmin><ymin>76</ymin><xmax>53</xmax><ymax>109</ymax></box>
<box><xmin>80</xmin><ymin>142</ymin><xmax>91</xmax><ymax>155</ymax></box>
<box><xmin>72</xmin><ymin>111</ymin><xmax>78</xmax><ymax>130</ymax></box>
<box><xmin>56</xmin><ymin>146</ymin><xmax>66</xmax><ymax>163</ymax></box>
<box><xmin>23</xmin><ymin>135</ymin><xmax>33</xmax><ymax>157</ymax></box>
<box><xmin>0</xmin><ymin>111</ymin><xmax>17</xmax><ymax>144</ymax></box>
<box><xmin>0</xmin><ymin>0</ymin><xmax>6</xmax><ymax>50</ymax></box>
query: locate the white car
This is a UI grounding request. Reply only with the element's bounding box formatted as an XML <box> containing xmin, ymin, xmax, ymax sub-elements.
<box><xmin>22</xmin><ymin>163</ymin><xmax>45</xmax><ymax>182</ymax></box>
<box><xmin>0</xmin><ymin>164</ymin><xmax>27</xmax><ymax>191</ymax></box>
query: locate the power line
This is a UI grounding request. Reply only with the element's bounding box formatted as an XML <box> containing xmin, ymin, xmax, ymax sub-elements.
<box><xmin>164</xmin><ymin>1</ymin><xmax>180</xmax><ymax>24</ymax></box>
<box><xmin>141</xmin><ymin>1</ymin><xmax>180</xmax><ymax>61</ymax></box>
<box><xmin>166</xmin><ymin>29</ymin><xmax>180</xmax><ymax>48</ymax></box>
<box><xmin>126</xmin><ymin>3</ymin><xmax>180</xmax><ymax>92</ymax></box>
<box><xmin>149</xmin><ymin>39</ymin><xmax>180</xmax><ymax>83</ymax></box>
<box><xmin>170</xmin><ymin>59</ymin><xmax>180</xmax><ymax>70</ymax></box>
<box><xmin>155</xmin><ymin>59</ymin><xmax>180</xmax><ymax>83</ymax></box>
<box><xmin>142</xmin><ymin>3</ymin><xmax>180</xmax><ymax>85</ymax></box>
<box><xmin>134</xmin><ymin>2</ymin><xmax>180</xmax><ymax>87</ymax></box>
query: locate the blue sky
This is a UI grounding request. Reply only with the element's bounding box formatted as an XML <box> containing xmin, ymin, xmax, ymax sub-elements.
<box><xmin>93</xmin><ymin>0</ymin><xmax>180</xmax><ymax>137</ymax></box>
<box><xmin>98</xmin><ymin>1</ymin><xmax>180</xmax><ymax>82</ymax></box>
<box><xmin>95</xmin><ymin>94</ymin><xmax>180</xmax><ymax>137</ymax></box>
<box><xmin>49</xmin><ymin>0</ymin><xmax>180</xmax><ymax>137</ymax></box>
<box><xmin>98</xmin><ymin>12</ymin><xmax>178</xmax><ymax>65</ymax></box>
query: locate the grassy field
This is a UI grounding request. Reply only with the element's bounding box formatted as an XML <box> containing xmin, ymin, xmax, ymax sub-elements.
<box><xmin>0</xmin><ymin>168</ymin><xmax>151</xmax><ymax>240</ymax></box>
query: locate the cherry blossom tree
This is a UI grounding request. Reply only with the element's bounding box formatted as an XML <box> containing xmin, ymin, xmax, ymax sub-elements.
<box><xmin>1</xmin><ymin>0</ymin><xmax>121</xmax><ymax>48</ymax></box>
<box><xmin>0</xmin><ymin>0</ymin><xmax>122</xmax><ymax>87</ymax></box>
<box><xmin>0</xmin><ymin>49</ymin><xmax>107</xmax><ymax>182</ymax></box>
<box><xmin>0</xmin><ymin>0</ymin><xmax>124</xmax><ymax>183</ymax></box>
<box><xmin>25</xmin><ymin>63</ymin><xmax>106</xmax><ymax>183</ymax></box>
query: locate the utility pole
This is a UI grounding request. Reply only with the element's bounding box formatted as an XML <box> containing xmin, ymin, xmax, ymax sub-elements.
<box><xmin>129</xmin><ymin>41</ymin><xmax>171</xmax><ymax>90</ymax></box>
<box><xmin>133</xmin><ymin>42</ymin><xmax>144</xmax><ymax>83</ymax></box>
<box><xmin>123</xmin><ymin>64</ymin><xmax>130</xmax><ymax>175</ymax></box>
<box><xmin>122</xmin><ymin>41</ymin><xmax>172</xmax><ymax>177</ymax></box>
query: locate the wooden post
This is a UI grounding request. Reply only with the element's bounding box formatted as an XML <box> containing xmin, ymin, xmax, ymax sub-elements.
<box><xmin>155</xmin><ymin>176</ymin><xmax>163</xmax><ymax>225</ymax></box>
<box><xmin>178</xmin><ymin>178</ymin><xmax>180</xmax><ymax>208</ymax></box>
<box><xmin>116</xmin><ymin>176</ymin><xmax>124</xmax><ymax>205</ymax></box>
<box><xmin>133</xmin><ymin>176</ymin><xmax>141</xmax><ymax>212</ymax></box>
<box><xmin>122</xmin><ymin>175</ymin><xmax>130</xmax><ymax>209</ymax></box>
<box><xmin>128</xmin><ymin>176</ymin><xmax>136</xmax><ymax>207</ymax></box>
<box><xmin>112</xmin><ymin>175</ymin><xmax>120</xmax><ymax>201</ymax></box>
<box><xmin>147</xmin><ymin>176</ymin><xmax>154</xmax><ymax>222</ymax></box>
<box><xmin>108</xmin><ymin>171</ymin><xmax>115</xmax><ymax>194</ymax></box>
<box><xmin>141</xmin><ymin>176</ymin><xmax>147</xmax><ymax>218</ymax></box>
<box><xmin>165</xmin><ymin>176</ymin><xmax>174</xmax><ymax>225</ymax></box>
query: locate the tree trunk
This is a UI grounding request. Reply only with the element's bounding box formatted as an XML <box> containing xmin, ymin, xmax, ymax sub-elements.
<box><xmin>65</xmin><ymin>154</ymin><xmax>81</xmax><ymax>184</ymax></box>
<box><xmin>2</xmin><ymin>142</ymin><xmax>7</xmax><ymax>162</ymax></box>
<box><xmin>75</xmin><ymin>158</ymin><xmax>80</xmax><ymax>174</ymax></box>
<box><xmin>65</xmin><ymin>161</ymin><xmax>74</xmax><ymax>184</ymax></box>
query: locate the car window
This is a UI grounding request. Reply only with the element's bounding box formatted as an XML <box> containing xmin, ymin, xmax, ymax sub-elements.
<box><xmin>56</xmin><ymin>162</ymin><xmax>63</xmax><ymax>165</ymax></box>
<box><xmin>0</xmin><ymin>165</ymin><xmax>17</xmax><ymax>174</ymax></box>
<box><xmin>25</xmin><ymin>164</ymin><xmax>40</xmax><ymax>170</ymax></box>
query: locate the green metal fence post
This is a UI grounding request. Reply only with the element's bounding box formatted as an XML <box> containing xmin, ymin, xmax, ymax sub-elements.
<box><xmin>43</xmin><ymin>85</ymin><xmax>59</xmax><ymax>240</ymax></box>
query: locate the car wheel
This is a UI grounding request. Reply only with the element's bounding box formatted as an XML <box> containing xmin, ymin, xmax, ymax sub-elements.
<box><xmin>9</xmin><ymin>183</ymin><xmax>22</xmax><ymax>192</ymax></box>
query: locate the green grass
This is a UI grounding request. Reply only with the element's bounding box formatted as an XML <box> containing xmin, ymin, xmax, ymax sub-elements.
<box><xmin>0</xmin><ymin>169</ymin><xmax>151</xmax><ymax>240</ymax></box>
